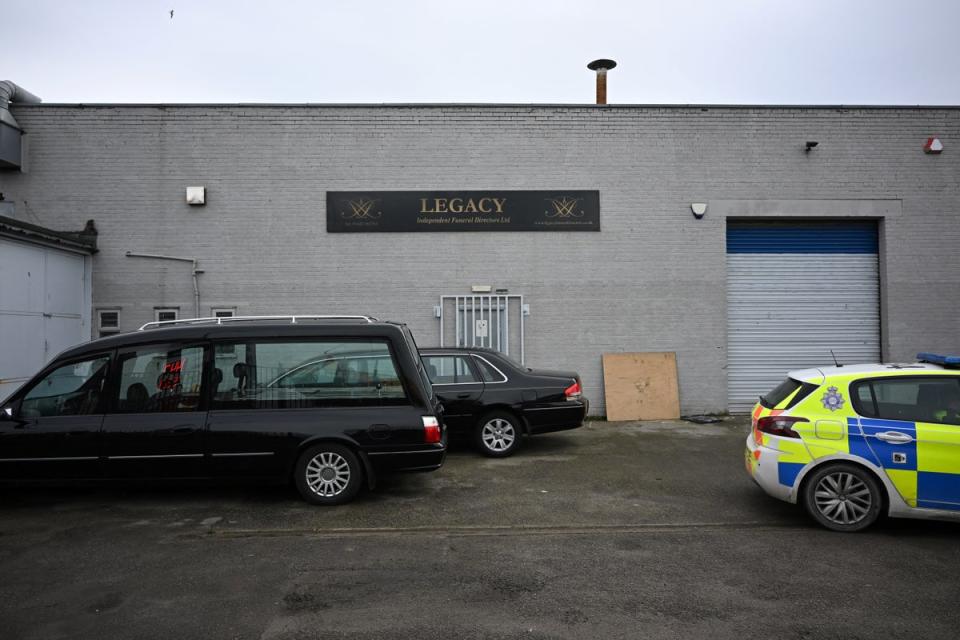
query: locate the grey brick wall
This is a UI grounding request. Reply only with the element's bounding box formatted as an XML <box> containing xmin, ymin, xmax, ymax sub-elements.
<box><xmin>2</xmin><ymin>104</ymin><xmax>958</xmax><ymax>415</ymax></box>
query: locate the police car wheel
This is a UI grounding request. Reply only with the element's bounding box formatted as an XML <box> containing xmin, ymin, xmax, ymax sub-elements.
<box><xmin>802</xmin><ymin>463</ymin><xmax>882</xmax><ymax>532</ymax></box>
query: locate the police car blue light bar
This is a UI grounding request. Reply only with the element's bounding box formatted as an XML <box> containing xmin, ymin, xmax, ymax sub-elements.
<box><xmin>917</xmin><ymin>353</ymin><xmax>960</xmax><ymax>368</ymax></box>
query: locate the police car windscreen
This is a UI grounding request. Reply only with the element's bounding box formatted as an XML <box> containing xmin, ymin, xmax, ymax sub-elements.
<box><xmin>760</xmin><ymin>378</ymin><xmax>802</xmax><ymax>409</ymax></box>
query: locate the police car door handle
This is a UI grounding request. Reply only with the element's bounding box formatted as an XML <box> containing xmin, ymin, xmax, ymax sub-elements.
<box><xmin>875</xmin><ymin>431</ymin><xmax>913</xmax><ymax>444</ymax></box>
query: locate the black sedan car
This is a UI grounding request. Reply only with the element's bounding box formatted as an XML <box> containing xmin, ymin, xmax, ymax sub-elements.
<box><xmin>419</xmin><ymin>347</ymin><xmax>588</xmax><ymax>457</ymax></box>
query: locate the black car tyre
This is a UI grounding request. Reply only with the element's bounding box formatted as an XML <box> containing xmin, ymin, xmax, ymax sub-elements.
<box><xmin>475</xmin><ymin>411</ymin><xmax>522</xmax><ymax>458</ymax></box>
<box><xmin>294</xmin><ymin>443</ymin><xmax>363</xmax><ymax>505</ymax></box>
<box><xmin>801</xmin><ymin>463</ymin><xmax>883</xmax><ymax>532</ymax></box>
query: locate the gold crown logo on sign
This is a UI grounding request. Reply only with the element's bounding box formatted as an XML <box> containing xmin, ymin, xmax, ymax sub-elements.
<box><xmin>545</xmin><ymin>196</ymin><xmax>585</xmax><ymax>218</ymax></box>
<box><xmin>341</xmin><ymin>198</ymin><xmax>382</xmax><ymax>220</ymax></box>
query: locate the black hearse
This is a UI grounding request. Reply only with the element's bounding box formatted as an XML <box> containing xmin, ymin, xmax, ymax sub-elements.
<box><xmin>0</xmin><ymin>316</ymin><xmax>446</xmax><ymax>505</ymax></box>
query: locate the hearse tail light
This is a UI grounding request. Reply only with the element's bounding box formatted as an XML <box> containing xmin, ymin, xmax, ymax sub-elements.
<box><xmin>564</xmin><ymin>381</ymin><xmax>582</xmax><ymax>400</ymax></box>
<box><xmin>422</xmin><ymin>416</ymin><xmax>442</xmax><ymax>444</ymax></box>
<box><xmin>757</xmin><ymin>416</ymin><xmax>808</xmax><ymax>439</ymax></box>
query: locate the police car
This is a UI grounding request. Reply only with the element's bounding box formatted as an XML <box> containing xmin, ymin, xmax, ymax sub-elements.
<box><xmin>745</xmin><ymin>353</ymin><xmax>960</xmax><ymax>531</ymax></box>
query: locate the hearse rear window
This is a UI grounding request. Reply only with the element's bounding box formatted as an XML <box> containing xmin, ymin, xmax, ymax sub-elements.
<box><xmin>211</xmin><ymin>340</ymin><xmax>408</xmax><ymax>409</ymax></box>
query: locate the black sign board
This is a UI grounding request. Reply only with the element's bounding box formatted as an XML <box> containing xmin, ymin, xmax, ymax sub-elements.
<box><xmin>326</xmin><ymin>191</ymin><xmax>600</xmax><ymax>232</ymax></box>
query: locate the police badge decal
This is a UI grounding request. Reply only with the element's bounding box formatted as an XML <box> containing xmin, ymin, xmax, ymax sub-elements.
<box><xmin>821</xmin><ymin>386</ymin><xmax>845</xmax><ymax>412</ymax></box>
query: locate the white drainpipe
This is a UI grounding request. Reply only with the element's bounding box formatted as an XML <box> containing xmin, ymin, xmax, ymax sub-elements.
<box><xmin>125</xmin><ymin>251</ymin><xmax>204</xmax><ymax>318</ymax></box>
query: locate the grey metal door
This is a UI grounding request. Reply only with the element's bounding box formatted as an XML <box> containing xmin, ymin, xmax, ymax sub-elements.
<box><xmin>726</xmin><ymin>222</ymin><xmax>881</xmax><ymax>413</ymax></box>
<box><xmin>438</xmin><ymin>294</ymin><xmax>526</xmax><ymax>363</ymax></box>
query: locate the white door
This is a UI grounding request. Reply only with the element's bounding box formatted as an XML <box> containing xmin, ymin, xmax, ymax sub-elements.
<box><xmin>0</xmin><ymin>238</ymin><xmax>91</xmax><ymax>400</ymax></box>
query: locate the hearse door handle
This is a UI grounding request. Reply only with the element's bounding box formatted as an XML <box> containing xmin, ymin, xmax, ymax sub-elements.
<box><xmin>456</xmin><ymin>393</ymin><xmax>471</xmax><ymax>399</ymax></box>
<box><xmin>875</xmin><ymin>431</ymin><xmax>913</xmax><ymax>444</ymax></box>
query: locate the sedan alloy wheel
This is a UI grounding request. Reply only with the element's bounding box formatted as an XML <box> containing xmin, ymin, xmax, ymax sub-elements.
<box><xmin>475</xmin><ymin>412</ymin><xmax>521</xmax><ymax>458</ymax></box>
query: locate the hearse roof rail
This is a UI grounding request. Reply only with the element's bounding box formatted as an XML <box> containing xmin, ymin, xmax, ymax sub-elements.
<box><xmin>138</xmin><ymin>315</ymin><xmax>379</xmax><ymax>331</ymax></box>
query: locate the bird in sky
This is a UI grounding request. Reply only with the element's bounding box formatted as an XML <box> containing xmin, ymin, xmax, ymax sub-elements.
<box><xmin>169</xmin><ymin>10</ymin><xmax>174</xmax><ymax>19</ymax></box>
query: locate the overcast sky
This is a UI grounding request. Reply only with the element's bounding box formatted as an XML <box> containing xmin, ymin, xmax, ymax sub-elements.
<box><xmin>8</xmin><ymin>0</ymin><xmax>960</xmax><ymax>105</ymax></box>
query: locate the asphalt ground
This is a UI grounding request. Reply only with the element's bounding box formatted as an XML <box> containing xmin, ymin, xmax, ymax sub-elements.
<box><xmin>1</xmin><ymin>418</ymin><xmax>959</xmax><ymax>639</ymax></box>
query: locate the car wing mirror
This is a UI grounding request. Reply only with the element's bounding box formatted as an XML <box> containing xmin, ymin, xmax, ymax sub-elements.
<box><xmin>1</xmin><ymin>407</ymin><xmax>11</xmax><ymax>419</ymax></box>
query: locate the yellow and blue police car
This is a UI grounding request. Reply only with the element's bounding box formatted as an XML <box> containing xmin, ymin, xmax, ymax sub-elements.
<box><xmin>745</xmin><ymin>353</ymin><xmax>960</xmax><ymax>531</ymax></box>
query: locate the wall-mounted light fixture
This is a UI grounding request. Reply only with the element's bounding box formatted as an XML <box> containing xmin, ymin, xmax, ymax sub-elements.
<box><xmin>804</xmin><ymin>141</ymin><xmax>819</xmax><ymax>153</ymax></box>
<box><xmin>186</xmin><ymin>186</ymin><xmax>206</xmax><ymax>205</ymax></box>
<box><xmin>691</xmin><ymin>203</ymin><xmax>707</xmax><ymax>219</ymax></box>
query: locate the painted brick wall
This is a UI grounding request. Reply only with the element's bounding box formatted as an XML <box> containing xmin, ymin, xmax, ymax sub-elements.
<box><xmin>2</xmin><ymin>104</ymin><xmax>958</xmax><ymax>415</ymax></box>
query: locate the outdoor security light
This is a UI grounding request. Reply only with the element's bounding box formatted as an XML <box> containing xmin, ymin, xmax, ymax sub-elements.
<box><xmin>804</xmin><ymin>141</ymin><xmax>819</xmax><ymax>153</ymax></box>
<box><xmin>186</xmin><ymin>186</ymin><xmax>206</xmax><ymax>205</ymax></box>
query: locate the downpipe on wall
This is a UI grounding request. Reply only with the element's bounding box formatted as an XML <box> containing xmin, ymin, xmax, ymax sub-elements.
<box><xmin>124</xmin><ymin>251</ymin><xmax>203</xmax><ymax>318</ymax></box>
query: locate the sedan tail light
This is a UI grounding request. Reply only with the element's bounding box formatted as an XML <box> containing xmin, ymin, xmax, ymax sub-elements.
<box><xmin>422</xmin><ymin>416</ymin><xmax>442</xmax><ymax>444</ymax></box>
<box><xmin>564</xmin><ymin>381</ymin><xmax>582</xmax><ymax>400</ymax></box>
<box><xmin>757</xmin><ymin>415</ymin><xmax>808</xmax><ymax>439</ymax></box>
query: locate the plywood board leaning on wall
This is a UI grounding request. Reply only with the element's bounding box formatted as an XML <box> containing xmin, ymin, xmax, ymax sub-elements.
<box><xmin>601</xmin><ymin>352</ymin><xmax>680</xmax><ymax>421</ymax></box>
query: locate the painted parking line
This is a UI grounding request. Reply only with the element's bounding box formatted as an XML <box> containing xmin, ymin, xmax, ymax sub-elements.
<box><xmin>184</xmin><ymin>520</ymin><xmax>801</xmax><ymax>540</ymax></box>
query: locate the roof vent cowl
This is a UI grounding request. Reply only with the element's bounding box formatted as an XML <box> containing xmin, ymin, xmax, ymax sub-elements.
<box><xmin>0</xmin><ymin>81</ymin><xmax>42</xmax><ymax>171</ymax></box>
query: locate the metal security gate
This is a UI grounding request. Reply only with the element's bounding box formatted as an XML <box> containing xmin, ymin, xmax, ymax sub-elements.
<box><xmin>726</xmin><ymin>222</ymin><xmax>880</xmax><ymax>413</ymax></box>
<box><xmin>438</xmin><ymin>294</ymin><xmax>525</xmax><ymax>363</ymax></box>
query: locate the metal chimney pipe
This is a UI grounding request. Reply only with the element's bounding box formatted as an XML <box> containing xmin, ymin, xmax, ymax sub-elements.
<box><xmin>587</xmin><ymin>59</ymin><xmax>617</xmax><ymax>105</ymax></box>
<box><xmin>0</xmin><ymin>81</ymin><xmax>42</xmax><ymax>170</ymax></box>
<box><xmin>0</xmin><ymin>81</ymin><xmax>42</xmax><ymax>131</ymax></box>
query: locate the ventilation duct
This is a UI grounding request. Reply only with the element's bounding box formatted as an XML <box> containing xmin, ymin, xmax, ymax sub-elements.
<box><xmin>0</xmin><ymin>81</ymin><xmax>42</xmax><ymax>170</ymax></box>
